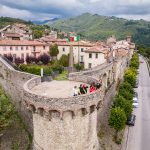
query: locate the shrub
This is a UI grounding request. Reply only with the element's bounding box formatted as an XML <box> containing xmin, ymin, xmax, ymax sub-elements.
<box><xmin>51</xmin><ymin>64</ymin><xmax>64</xmax><ymax>73</ymax></box>
<box><xmin>4</xmin><ymin>54</ymin><xmax>13</xmax><ymax>62</ymax></box>
<box><xmin>19</xmin><ymin>64</ymin><xmax>52</xmax><ymax>75</ymax></box>
<box><xmin>119</xmin><ymin>88</ymin><xmax>133</xmax><ymax>101</ymax></box>
<box><xmin>59</xmin><ymin>54</ymin><xmax>69</xmax><ymax>67</ymax></box>
<box><xmin>14</xmin><ymin>57</ymin><xmax>24</xmax><ymax>65</ymax></box>
<box><xmin>38</xmin><ymin>53</ymin><xmax>50</xmax><ymax>65</ymax></box>
<box><xmin>74</xmin><ymin>63</ymin><xmax>84</xmax><ymax>71</ymax></box>
<box><xmin>113</xmin><ymin>95</ymin><xmax>133</xmax><ymax>118</ymax></box>
<box><xmin>124</xmin><ymin>68</ymin><xmax>136</xmax><ymax>87</ymax></box>
<box><xmin>109</xmin><ymin>107</ymin><xmax>127</xmax><ymax>134</ymax></box>
<box><xmin>119</xmin><ymin>82</ymin><xmax>134</xmax><ymax>94</ymax></box>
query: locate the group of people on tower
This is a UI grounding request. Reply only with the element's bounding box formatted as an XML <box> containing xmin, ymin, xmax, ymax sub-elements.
<box><xmin>73</xmin><ymin>79</ymin><xmax>102</xmax><ymax>96</ymax></box>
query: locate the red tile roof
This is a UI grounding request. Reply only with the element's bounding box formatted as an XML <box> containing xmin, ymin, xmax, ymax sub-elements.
<box><xmin>84</xmin><ymin>45</ymin><xmax>109</xmax><ymax>54</ymax></box>
<box><xmin>4</xmin><ymin>33</ymin><xmax>21</xmax><ymax>38</ymax></box>
<box><xmin>0</xmin><ymin>40</ymin><xmax>48</xmax><ymax>46</ymax></box>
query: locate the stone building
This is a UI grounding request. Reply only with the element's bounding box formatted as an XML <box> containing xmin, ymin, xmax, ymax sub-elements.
<box><xmin>0</xmin><ymin>23</ymin><xmax>32</xmax><ymax>40</ymax></box>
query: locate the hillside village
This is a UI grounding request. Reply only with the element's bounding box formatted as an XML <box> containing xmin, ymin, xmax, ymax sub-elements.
<box><xmin>0</xmin><ymin>23</ymin><xmax>135</xmax><ymax>70</ymax></box>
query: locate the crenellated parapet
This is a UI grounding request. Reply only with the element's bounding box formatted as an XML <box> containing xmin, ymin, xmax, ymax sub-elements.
<box><xmin>23</xmin><ymin>76</ymin><xmax>104</xmax><ymax>120</ymax></box>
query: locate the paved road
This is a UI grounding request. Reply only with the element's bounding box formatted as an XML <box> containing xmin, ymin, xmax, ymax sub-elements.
<box><xmin>126</xmin><ymin>56</ymin><xmax>150</xmax><ymax>150</ymax></box>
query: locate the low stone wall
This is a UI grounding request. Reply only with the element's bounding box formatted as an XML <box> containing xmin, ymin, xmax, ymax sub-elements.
<box><xmin>69</xmin><ymin>62</ymin><xmax>113</xmax><ymax>79</ymax></box>
<box><xmin>23</xmin><ymin>75</ymin><xmax>104</xmax><ymax>114</ymax></box>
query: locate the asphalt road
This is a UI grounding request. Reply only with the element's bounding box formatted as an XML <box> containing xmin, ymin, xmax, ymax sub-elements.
<box><xmin>126</xmin><ymin>56</ymin><xmax>150</xmax><ymax>150</ymax></box>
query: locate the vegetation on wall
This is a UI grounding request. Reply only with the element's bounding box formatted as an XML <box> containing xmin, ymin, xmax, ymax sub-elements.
<box><xmin>0</xmin><ymin>86</ymin><xmax>32</xmax><ymax>149</ymax></box>
<box><xmin>108</xmin><ymin>52</ymin><xmax>139</xmax><ymax>144</ymax></box>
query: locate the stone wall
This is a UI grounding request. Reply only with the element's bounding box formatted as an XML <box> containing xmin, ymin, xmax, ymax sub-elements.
<box><xmin>0</xmin><ymin>56</ymin><xmax>38</xmax><ymax>131</ymax></box>
<box><xmin>23</xmin><ymin>74</ymin><xmax>103</xmax><ymax>150</ymax></box>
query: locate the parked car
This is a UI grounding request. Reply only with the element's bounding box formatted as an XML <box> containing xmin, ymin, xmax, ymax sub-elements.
<box><xmin>134</xmin><ymin>78</ymin><xmax>139</xmax><ymax>88</ymax></box>
<box><xmin>133</xmin><ymin>100</ymin><xmax>139</xmax><ymax>108</ymax></box>
<box><xmin>127</xmin><ymin>114</ymin><xmax>136</xmax><ymax>126</ymax></box>
<box><xmin>133</xmin><ymin>92</ymin><xmax>138</xmax><ymax>102</ymax></box>
<box><xmin>140</xmin><ymin>61</ymin><xmax>144</xmax><ymax>63</ymax></box>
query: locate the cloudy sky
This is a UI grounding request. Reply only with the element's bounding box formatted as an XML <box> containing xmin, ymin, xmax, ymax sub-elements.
<box><xmin>0</xmin><ymin>0</ymin><xmax>150</xmax><ymax>21</ymax></box>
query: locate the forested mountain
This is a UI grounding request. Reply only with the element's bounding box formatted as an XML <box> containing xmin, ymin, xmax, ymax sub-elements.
<box><xmin>0</xmin><ymin>17</ymin><xmax>33</xmax><ymax>29</ymax></box>
<box><xmin>51</xmin><ymin>13</ymin><xmax>150</xmax><ymax>46</ymax></box>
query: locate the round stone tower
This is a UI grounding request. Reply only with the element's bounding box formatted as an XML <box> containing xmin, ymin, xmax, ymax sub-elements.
<box><xmin>23</xmin><ymin>76</ymin><xmax>104</xmax><ymax>150</ymax></box>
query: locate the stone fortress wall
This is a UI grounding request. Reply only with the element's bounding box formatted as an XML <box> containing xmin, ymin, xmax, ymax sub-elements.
<box><xmin>0</xmin><ymin>53</ymin><xmax>130</xmax><ymax>150</ymax></box>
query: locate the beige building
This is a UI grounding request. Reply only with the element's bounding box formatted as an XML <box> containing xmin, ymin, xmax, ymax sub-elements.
<box><xmin>0</xmin><ymin>40</ymin><xmax>49</xmax><ymax>61</ymax></box>
<box><xmin>84</xmin><ymin>45</ymin><xmax>109</xmax><ymax>69</ymax></box>
<box><xmin>57</xmin><ymin>41</ymin><xmax>94</xmax><ymax>64</ymax></box>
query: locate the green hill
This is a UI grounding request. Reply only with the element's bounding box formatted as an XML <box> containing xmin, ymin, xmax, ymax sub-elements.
<box><xmin>51</xmin><ymin>13</ymin><xmax>150</xmax><ymax>46</ymax></box>
<box><xmin>0</xmin><ymin>17</ymin><xmax>32</xmax><ymax>29</ymax></box>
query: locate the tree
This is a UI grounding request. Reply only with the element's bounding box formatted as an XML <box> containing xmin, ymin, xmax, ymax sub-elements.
<box><xmin>119</xmin><ymin>82</ymin><xmax>134</xmax><ymax>95</ymax></box>
<box><xmin>109</xmin><ymin>107</ymin><xmax>127</xmax><ymax>140</ymax></box>
<box><xmin>4</xmin><ymin>54</ymin><xmax>13</xmax><ymax>62</ymax></box>
<box><xmin>124</xmin><ymin>68</ymin><xmax>136</xmax><ymax>87</ymax></box>
<box><xmin>74</xmin><ymin>63</ymin><xmax>84</xmax><ymax>71</ymax></box>
<box><xmin>119</xmin><ymin>89</ymin><xmax>133</xmax><ymax>101</ymax></box>
<box><xmin>39</xmin><ymin>53</ymin><xmax>50</xmax><ymax>65</ymax></box>
<box><xmin>113</xmin><ymin>95</ymin><xmax>133</xmax><ymax>118</ymax></box>
<box><xmin>59</xmin><ymin>54</ymin><xmax>69</xmax><ymax>67</ymax></box>
<box><xmin>14</xmin><ymin>57</ymin><xmax>24</xmax><ymax>65</ymax></box>
<box><xmin>49</xmin><ymin>44</ymin><xmax>59</xmax><ymax>60</ymax></box>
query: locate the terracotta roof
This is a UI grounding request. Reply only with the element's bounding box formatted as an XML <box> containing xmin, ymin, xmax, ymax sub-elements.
<box><xmin>4</xmin><ymin>32</ymin><xmax>21</xmax><ymax>38</ymax></box>
<box><xmin>57</xmin><ymin>41</ymin><xmax>94</xmax><ymax>47</ymax></box>
<box><xmin>84</xmin><ymin>45</ymin><xmax>109</xmax><ymax>54</ymax></box>
<box><xmin>40</xmin><ymin>36</ymin><xmax>67</xmax><ymax>43</ymax></box>
<box><xmin>0</xmin><ymin>40</ymin><xmax>49</xmax><ymax>46</ymax></box>
<box><xmin>115</xmin><ymin>48</ymin><xmax>129</xmax><ymax>57</ymax></box>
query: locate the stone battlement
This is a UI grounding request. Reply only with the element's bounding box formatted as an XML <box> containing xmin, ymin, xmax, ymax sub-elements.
<box><xmin>23</xmin><ymin>75</ymin><xmax>104</xmax><ymax>120</ymax></box>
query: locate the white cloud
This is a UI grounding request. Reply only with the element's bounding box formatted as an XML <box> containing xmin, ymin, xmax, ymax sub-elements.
<box><xmin>0</xmin><ymin>0</ymin><xmax>150</xmax><ymax>21</ymax></box>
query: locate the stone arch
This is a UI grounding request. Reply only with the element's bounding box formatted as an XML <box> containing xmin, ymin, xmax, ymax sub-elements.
<box><xmin>49</xmin><ymin>110</ymin><xmax>61</xmax><ymax>119</ymax></box>
<box><xmin>62</xmin><ymin>110</ymin><xmax>75</xmax><ymax>120</ymax></box>
<box><xmin>102</xmin><ymin>73</ymin><xmax>107</xmax><ymax>88</ymax></box>
<box><xmin>81</xmin><ymin>108</ymin><xmax>88</xmax><ymax>116</ymax></box>
<box><xmin>107</xmin><ymin>70</ymin><xmax>111</xmax><ymax>86</ymax></box>
<box><xmin>97</xmin><ymin>101</ymin><xmax>103</xmax><ymax>110</ymax></box>
<box><xmin>29</xmin><ymin>104</ymin><xmax>36</xmax><ymax>113</ymax></box>
<box><xmin>37</xmin><ymin>107</ymin><xmax>44</xmax><ymax>116</ymax></box>
<box><xmin>90</xmin><ymin>105</ymin><xmax>96</xmax><ymax>114</ymax></box>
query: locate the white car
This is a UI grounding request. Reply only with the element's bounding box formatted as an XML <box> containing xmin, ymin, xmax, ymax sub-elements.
<box><xmin>133</xmin><ymin>100</ymin><xmax>139</xmax><ymax>108</ymax></box>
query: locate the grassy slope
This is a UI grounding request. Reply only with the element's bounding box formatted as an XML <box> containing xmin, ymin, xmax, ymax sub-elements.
<box><xmin>0</xmin><ymin>86</ymin><xmax>32</xmax><ymax>149</ymax></box>
<box><xmin>51</xmin><ymin>13</ymin><xmax>150</xmax><ymax>46</ymax></box>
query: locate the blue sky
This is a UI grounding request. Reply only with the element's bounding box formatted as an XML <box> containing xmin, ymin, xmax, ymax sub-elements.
<box><xmin>0</xmin><ymin>0</ymin><xmax>150</xmax><ymax>21</ymax></box>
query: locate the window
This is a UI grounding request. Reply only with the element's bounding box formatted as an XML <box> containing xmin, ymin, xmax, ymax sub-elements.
<box><xmin>21</xmin><ymin>53</ymin><xmax>24</xmax><ymax>59</ymax></box>
<box><xmin>96</xmin><ymin>53</ymin><xmax>98</xmax><ymax>58</ymax></box>
<box><xmin>3</xmin><ymin>46</ymin><xmax>6</xmax><ymax>51</ymax></box>
<box><xmin>13</xmin><ymin>54</ymin><xmax>16</xmax><ymax>59</ymax></box>
<box><xmin>88</xmin><ymin>63</ymin><xmax>92</xmax><ymax>69</ymax></box>
<box><xmin>89</xmin><ymin>53</ymin><xmax>92</xmax><ymax>58</ymax></box>
<box><xmin>21</xmin><ymin>46</ymin><xmax>23</xmax><ymax>50</ymax></box>
<box><xmin>26</xmin><ymin>46</ymin><xmax>28</xmax><ymax>50</ymax></box>
<box><xmin>62</xmin><ymin>47</ymin><xmax>65</xmax><ymax>52</ymax></box>
<box><xmin>81</xmin><ymin>56</ymin><xmax>83</xmax><ymax>62</ymax></box>
<box><xmin>26</xmin><ymin>53</ymin><xmax>29</xmax><ymax>57</ymax></box>
<box><xmin>81</xmin><ymin>48</ymin><xmax>84</xmax><ymax>52</ymax></box>
<box><xmin>43</xmin><ymin>46</ymin><xmax>45</xmax><ymax>50</ymax></box>
<box><xmin>33</xmin><ymin>46</ymin><xmax>36</xmax><ymax>51</ymax></box>
<box><xmin>10</xmin><ymin>46</ymin><xmax>13</xmax><ymax>50</ymax></box>
<box><xmin>15</xmin><ymin>46</ymin><xmax>18</xmax><ymax>50</ymax></box>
